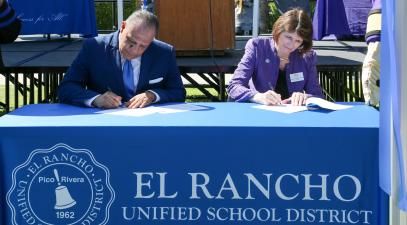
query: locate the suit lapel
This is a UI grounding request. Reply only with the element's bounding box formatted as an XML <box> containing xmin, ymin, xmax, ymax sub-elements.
<box><xmin>110</xmin><ymin>31</ymin><xmax>127</xmax><ymax>98</ymax></box>
<box><xmin>137</xmin><ymin>44</ymin><xmax>154</xmax><ymax>93</ymax></box>
<box><xmin>110</xmin><ymin>31</ymin><xmax>123</xmax><ymax>71</ymax></box>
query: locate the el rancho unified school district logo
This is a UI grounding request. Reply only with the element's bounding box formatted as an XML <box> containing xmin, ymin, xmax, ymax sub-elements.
<box><xmin>7</xmin><ymin>143</ymin><xmax>115</xmax><ymax>225</ymax></box>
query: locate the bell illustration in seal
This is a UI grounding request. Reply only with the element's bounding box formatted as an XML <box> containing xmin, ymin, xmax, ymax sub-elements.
<box><xmin>53</xmin><ymin>169</ymin><xmax>76</xmax><ymax>209</ymax></box>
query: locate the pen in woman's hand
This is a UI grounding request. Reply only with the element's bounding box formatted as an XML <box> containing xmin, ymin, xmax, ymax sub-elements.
<box><xmin>268</xmin><ymin>82</ymin><xmax>275</xmax><ymax>92</ymax></box>
<box><xmin>268</xmin><ymin>82</ymin><xmax>282</xmax><ymax>105</ymax></box>
<box><xmin>302</xmin><ymin>90</ymin><xmax>308</xmax><ymax>105</ymax></box>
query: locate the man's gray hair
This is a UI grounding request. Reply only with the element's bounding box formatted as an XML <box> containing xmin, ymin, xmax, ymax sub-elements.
<box><xmin>126</xmin><ymin>10</ymin><xmax>159</xmax><ymax>32</ymax></box>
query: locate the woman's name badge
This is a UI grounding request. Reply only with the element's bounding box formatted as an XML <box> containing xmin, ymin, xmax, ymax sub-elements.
<box><xmin>290</xmin><ymin>72</ymin><xmax>304</xmax><ymax>82</ymax></box>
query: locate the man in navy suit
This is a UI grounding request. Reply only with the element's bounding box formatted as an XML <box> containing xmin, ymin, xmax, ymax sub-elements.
<box><xmin>58</xmin><ymin>10</ymin><xmax>186</xmax><ymax>109</ymax></box>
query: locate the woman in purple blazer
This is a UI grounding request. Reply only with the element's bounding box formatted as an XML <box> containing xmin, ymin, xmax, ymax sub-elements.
<box><xmin>228</xmin><ymin>8</ymin><xmax>323</xmax><ymax>106</ymax></box>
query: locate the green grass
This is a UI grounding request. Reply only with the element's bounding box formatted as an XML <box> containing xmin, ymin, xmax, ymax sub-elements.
<box><xmin>0</xmin><ymin>85</ymin><xmax>20</xmax><ymax>115</ymax></box>
<box><xmin>0</xmin><ymin>84</ymin><xmax>48</xmax><ymax>115</ymax></box>
<box><xmin>186</xmin><ymin>87</ymin><xmax>217</xmax><ymax>102</ymax></box>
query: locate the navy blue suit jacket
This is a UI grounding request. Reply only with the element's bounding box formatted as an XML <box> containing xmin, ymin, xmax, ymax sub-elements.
<box><xmin>58</xmin><ymin>31</ymin><xmax>186</xmax><ymax>106</ymax></box>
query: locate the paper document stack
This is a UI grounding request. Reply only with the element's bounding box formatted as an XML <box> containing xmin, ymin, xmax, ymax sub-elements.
<box><xmin>253</xmin><ymin>97</ymin><xmax>353</xmax><ymax>114</ymax></box>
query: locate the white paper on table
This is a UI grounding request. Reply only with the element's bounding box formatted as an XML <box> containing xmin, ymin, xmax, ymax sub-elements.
<box><xmin>253</xmin><ymin>104</ymin><xmax>308</xmax><ymax>114</ymax></box>
<box><xmin>153</xmin><ymin>103</ymin><xmax>209</xmax><ymax>114</ymax></box>
<box><xmin>253</xmin><ymin>97</ymin><xmax>353</xmax><ymax>114</ymax></box>
<box><xmin>96</xmin><ymin>107</ymin><xmax>159</xmax><ymax>117</ymax></box>
<box><xmin>305</xmin><ymin>97</ymin><xmax>353</xmax><ymax>110</ymax></box>
<box><xmin>96</xmin><ymin>103</ymin><xmax>208</xmax><ymax>116</ymax></box>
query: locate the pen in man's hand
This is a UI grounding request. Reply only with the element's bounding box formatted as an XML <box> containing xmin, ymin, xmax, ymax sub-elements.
<box><xmin>107</xmin><ymin>86</ymin><xmax>125</xmax><ymax>107</ymax></box>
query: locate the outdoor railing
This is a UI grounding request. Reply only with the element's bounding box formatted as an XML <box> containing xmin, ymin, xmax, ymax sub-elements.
<box><xmin>318</xmin><ymin>65</ymin><xmax>364</xmax><ymax>102</ymax></box>
<box><xmin>0</xmin><ymin>65</ymin><xmax>363</xmax><ymax>113</ymax></box>
<box><xmin>0</xmin><ymin>67</ymin><xmax>66</xmax><ymax>113</ymax></box>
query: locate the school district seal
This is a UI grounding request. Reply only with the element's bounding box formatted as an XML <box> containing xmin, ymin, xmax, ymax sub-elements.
<box><xmin>7</xmin><ymin>143</ymin><xmax>115</xmax><ymax>225</ymax></box>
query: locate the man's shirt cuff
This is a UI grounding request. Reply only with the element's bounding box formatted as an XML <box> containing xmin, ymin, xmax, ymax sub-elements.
<box><xmin>85</xmin><ymin>95</ymin><xmax>100</xmax><ymax>107</ymax></box>
<box><xmin>148</xmin><ymin>90</ymin><xmax>160</xmax><ymax>103</ymax></box>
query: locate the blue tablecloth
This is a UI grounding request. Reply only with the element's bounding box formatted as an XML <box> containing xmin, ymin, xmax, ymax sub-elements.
<box><xmin>10</xmin><ymin>0</ymin><xmax>97</xmax><ymax>37</ymax></box>
<box><xmin>0</xmin><ymin>103</ymin><xmax>388</xmax><ymax>225</ymax></box>
<box><xmin>313</xmin><ymin>0</ymin><xmax>372</xmax><ymax>40</ymax></box>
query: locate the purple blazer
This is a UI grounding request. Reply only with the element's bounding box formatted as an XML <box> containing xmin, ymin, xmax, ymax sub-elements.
<box><xmin>227</xmin><ymin>37</ymin><xmax>323</xmax><ymax>102</ymax></box>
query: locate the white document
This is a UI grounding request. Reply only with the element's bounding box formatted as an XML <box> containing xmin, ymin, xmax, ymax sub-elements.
<box><xmin>253</xmin><ymin>97</ymin><xmax>353</xmax><ymax>114</ymax></box>
<box><xmin>253</xmin><ymin>104</ymin><xmax>308</xmax><ymax>114</ymax></box>
<box><xmin>96</xmin><ymin>103</ymin><xmax>208</xmax><ymax>117</ymax></box>
<box><xmin>96</xmin><ymin>107</ymin><xmax>159</xmax><ymax>117</ymax></box>
<box><xmin>152</xmin><ymin>103</ymin><xmax>209</xmax><ymax>114</ymax></box>
<box><xmin>304</xmin><ymin>97</ymin><xmax>353</xmax><ymax>110</ymax></box>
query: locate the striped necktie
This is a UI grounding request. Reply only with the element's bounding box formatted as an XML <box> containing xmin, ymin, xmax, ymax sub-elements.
<box><xmin>123</xmin><ymin>59</ymin><xmax>134</xmax><ymax>98</ymax></box>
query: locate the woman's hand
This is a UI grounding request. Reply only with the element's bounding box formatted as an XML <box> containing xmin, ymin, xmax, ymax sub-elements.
<box><xmin>282</xmin><ymin>92</ymin><xmax>308</xmax><ymax>106</ymax></box>
<box><xmin>251</xmin><ymin>91</ymin><xmax>282</xmax><ymax>105</ymax></box>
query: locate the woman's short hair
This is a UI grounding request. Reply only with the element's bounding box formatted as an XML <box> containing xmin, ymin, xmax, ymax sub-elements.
<box><xmin>272</xmin><ymin>8</ymin><xmax>313</xmax><ymax>53</ymax></box>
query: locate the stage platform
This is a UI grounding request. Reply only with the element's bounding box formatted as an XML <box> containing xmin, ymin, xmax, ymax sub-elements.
<box><xmin>0</xmin><ymin>35</ymin><xmax>366</xmax><ymax>112</ymax></box>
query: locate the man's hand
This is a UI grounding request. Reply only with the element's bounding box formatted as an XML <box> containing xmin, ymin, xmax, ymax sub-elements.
<box><xmin>126</xmin><ymin>91</ymin><xmax>156</xmax><ymax>108</ymax></box>
<box><xmin>92</xmin><ymin>91</ymin><xmax>122</xmax><ymax>109</ymax></box>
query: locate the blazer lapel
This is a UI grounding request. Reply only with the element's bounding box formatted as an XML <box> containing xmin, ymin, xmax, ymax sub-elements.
<box><xmin>137</xmin><ymin>44</ymin><xmax>154</xmax><ymax>93</ymax></box>
<box><xmin>110</xmin><ymin>31</ymin><xmax>127</xmax><ymax>98</ymax></box>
